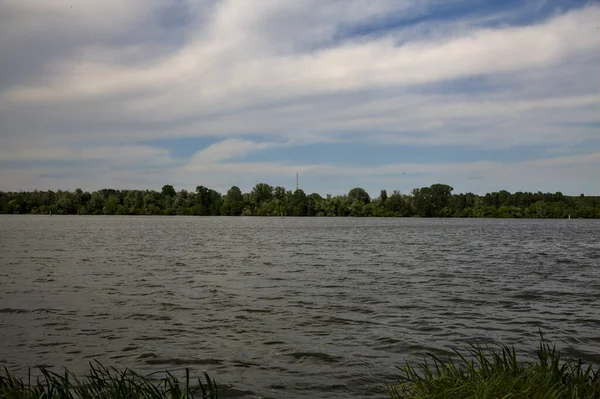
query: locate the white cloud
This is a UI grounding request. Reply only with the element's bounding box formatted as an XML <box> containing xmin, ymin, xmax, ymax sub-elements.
<box><xmin>0</xmin><ymin>143</ymin><xmax>174</xmax><ymax>166</ymax></box>
<box><xmin>185</xmin><ymin>139</ymin><xmax>283</xmax><ymax>165</ymax></box>
<box><xmin>4</xmin><ymin>4</ymin><xmax>598</xmax><ymax>106</ymax></box>
<box><xmin>0</xmin><ymin>1</ymin><xmax>599</xmax><ymax>193</ymax></box>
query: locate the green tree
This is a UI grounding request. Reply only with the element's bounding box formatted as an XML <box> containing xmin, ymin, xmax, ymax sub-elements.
<box><xmin>306</xmin><ymin>193</ymin><xmax>323</xmax><ymax>216</ymax></box>
<box><xmin>251</xmin><ymin>183</ymin><xmax>273</xmax><ymax>208</ymax></box>
<box><xmin>348</xmin><ymin>187</ymin><xmax>371</xmax><ymax>204</ymax></box>
<box><xmin>274</xmin><ymin>186</ymin><xmax>286</xmax><ymax>200</ymax></box>
<box><xmin>412</xmin><ymin>184</ymin><xmax>453</xmax><ymax>217</ymax></box>
<box><xmin>173</xmin><ymin>190</ymin><xmax>189</xmax><ymax>215</ymax></box>
<box><xmin>87</xmin><ymin>192</ymin><xmax>105</xmax><ymax>215</ymax></box>
<box><xmin>221</xmin><ymin>186</ymin><xmax>244</xmax><ymax>216</ymax></box>
<box><xmin>55</xmin><ymin>191</ymin><xmax>76</xmax><ymax>214</ymax></box>
<box><xmin>288</xmin><ymin>189</ymin><xmax>308</xmax><ymax>216</ymax></box>
<box><xmin>380</xmin><ymin>190</ymin><xmax>388</xmax><ymax>203</ymax></box>
<box><xmin>161</xmin><ymin>185</ymin><xmax>176</xmax><ymax>198</ymax></box>
<box><xmin>103</xmin><ymin>195</ymin><xmax>120</xmax><ymax>215</ymax></box>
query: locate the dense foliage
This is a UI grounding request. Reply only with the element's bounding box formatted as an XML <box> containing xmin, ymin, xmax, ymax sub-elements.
<box><xmin>1</xmin><ymin>183</ymin><xmax>599</xmax><ymax>218</ymax></box>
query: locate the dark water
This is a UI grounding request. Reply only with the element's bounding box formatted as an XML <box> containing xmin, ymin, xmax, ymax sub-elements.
<box><xmin>1</xmin><ymin>216</ymin><xmax>599</xmax><ymax>398</ymax></box>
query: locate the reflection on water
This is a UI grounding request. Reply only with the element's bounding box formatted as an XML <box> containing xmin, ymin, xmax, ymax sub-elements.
<box><xmin>1</xmin><ymin>216</ymin><xmax>599</xmax><ymax>398</ymax></box>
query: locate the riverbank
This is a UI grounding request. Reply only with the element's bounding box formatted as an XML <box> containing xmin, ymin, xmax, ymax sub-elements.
<box><xmin>2</xmin><ymin>339</ymin><xmax>598</xmax><ymax>398</ymax></box>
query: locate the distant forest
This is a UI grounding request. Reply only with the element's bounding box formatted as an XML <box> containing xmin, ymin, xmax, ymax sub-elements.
<box><xmin>1</xmin><ymin>184</ymin><xmax>599</xmax><ymax>218</ymax></box>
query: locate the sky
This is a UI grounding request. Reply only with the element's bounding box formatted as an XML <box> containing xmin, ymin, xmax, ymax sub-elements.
<box><xmin>0</xmin><ymin>0</ymin><xmax>599</xmax><ymax>197</ymax></box>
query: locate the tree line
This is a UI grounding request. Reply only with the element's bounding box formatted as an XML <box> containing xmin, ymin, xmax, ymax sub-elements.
<box><xmin>1</xmin><ymin>184</ymin><xmax>599</xmax><ymax>218</ymax></box>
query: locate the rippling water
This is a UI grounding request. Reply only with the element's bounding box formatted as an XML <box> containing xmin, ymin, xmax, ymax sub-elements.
<box><xmin>1</xmin><ymin>216</ymin><xmax>599</xmax><ymax>398</ymax></box>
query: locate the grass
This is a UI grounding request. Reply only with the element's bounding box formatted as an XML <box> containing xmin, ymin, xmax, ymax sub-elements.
<box><xmin>388</xmin><ymin>336</ymin><xmax>600</xmax><ymax>399</ymax></box>
<box><xmin>1</xmin><ymin>338</ymin><xmax>598</xmax><ymax>398</ymax></box>
<box><xmin>0</xmin><ymin>361</ymin><xmax>218</xmax><ymax>399</ymax></box>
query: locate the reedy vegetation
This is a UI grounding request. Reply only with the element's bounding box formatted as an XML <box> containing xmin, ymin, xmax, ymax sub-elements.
<box><xmin>1</xmin><ymin>339</ymin><xmax>598</xmax><ymax>398</ymax></box>
<box><xmin>1</xmin><ymin>183</ymin><xmax>599</xmax><ymax>218</ymax></box>
<box><xmin>0</xmin><ymin>362</ymin><xmax>218</xmax><ymax>399</ymax></box>
<box><xmin>388</xmin><ymin>338</ymin><xmax>600</xmax><ymax>399</ymax></box>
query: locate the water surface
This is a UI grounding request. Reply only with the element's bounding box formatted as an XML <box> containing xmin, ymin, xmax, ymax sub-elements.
<box><xmin>1</xmin><ymin>216</ymin><xmax>599</xmax><ymax>398</ymax></box>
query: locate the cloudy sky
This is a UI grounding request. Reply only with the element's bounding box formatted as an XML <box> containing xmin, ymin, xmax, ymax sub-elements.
<box><xmin>0</xmin><ymin>0</ymin><xmax>599</xmax><ymax>196</ymax></box>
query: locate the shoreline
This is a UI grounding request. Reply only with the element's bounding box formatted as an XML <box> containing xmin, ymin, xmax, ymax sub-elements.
<box><xmin>2</xmin><ymin>339</ymin><xmax>598</xmax><ymax>398</ymax></box>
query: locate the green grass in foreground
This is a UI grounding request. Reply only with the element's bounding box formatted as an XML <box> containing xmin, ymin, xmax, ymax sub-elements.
<box><xmin>388</xmin><ymin>338</ymin><xmax>600</xmax><ymax>399</ymax></box>
<box><xmin>1</xmin><ymin>338</ymin><xmax>598</xmax><ymax>398</ymax></box>
<box><xmin>0</xmin><ymin>362</ymin><xmax>217</xmax><ymax>399</ymax></box>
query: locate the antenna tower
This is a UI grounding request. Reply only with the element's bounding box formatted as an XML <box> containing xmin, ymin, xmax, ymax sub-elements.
<box><xmin>296</xmin><ymin>171</ymin><xmax>299</xmax><ymax>191</ymax></box>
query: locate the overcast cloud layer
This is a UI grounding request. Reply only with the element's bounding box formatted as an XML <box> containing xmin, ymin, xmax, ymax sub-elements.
<box><xmin>1</xmin><ymin>0</ymin><xmax>599</xmax><ymax>195</ymax></box>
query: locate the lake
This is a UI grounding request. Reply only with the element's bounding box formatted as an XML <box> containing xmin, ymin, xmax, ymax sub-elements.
<box><xmin>0</xmin><ymin>216</ymin><xmax>599</xmax><ymax>398</ymax></box>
